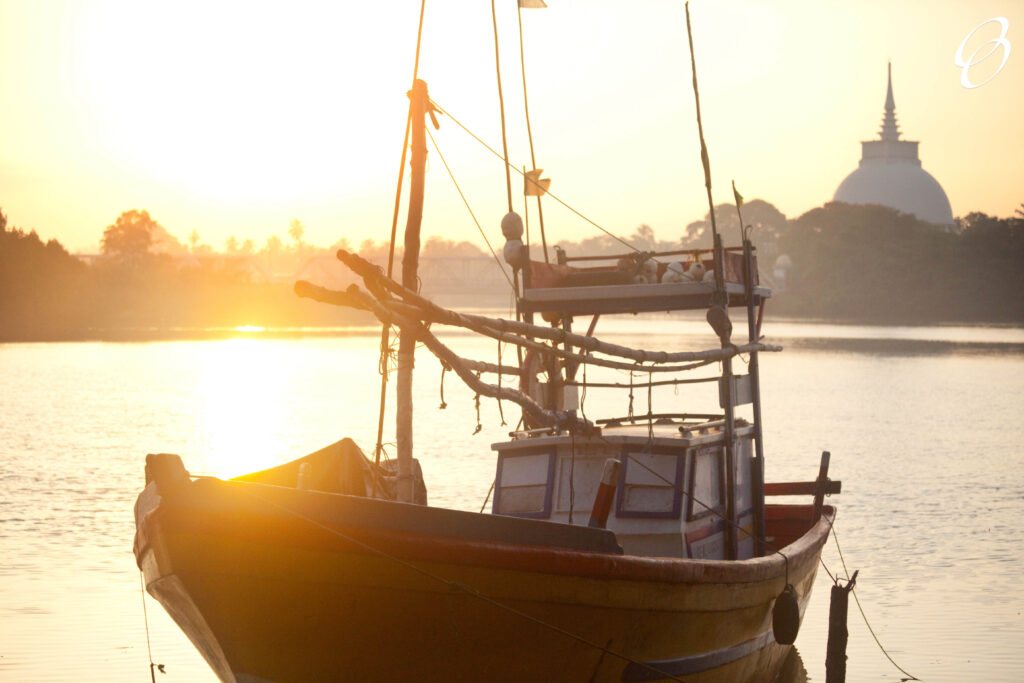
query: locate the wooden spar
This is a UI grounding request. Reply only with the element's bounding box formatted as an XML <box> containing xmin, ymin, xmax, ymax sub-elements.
<box><xmin>293</xmin><ymin>280</ymin><xmax>781</xmax><ymax>378</ymax></box>
<box><xmin>332</xmin><ymin>250</ymin><xmax>782</xmax><ymax>365</ymax></box>
<box><xmin>684</xmin><ymin>2</ymin><xmax>737</xmax><ymax>560</ymax></box>
<box><xmin>370</xmin><ymin>293</ymin><xmax>771</xmax><ymax>373</ymax></box>
<box><xmin>338</xmin><ymin>285</ymin><xmax>590</xmax><ymax>432</ymax></box>
<box><xmin>396</xmin><ymin>79</ymin><xmax>429</xmax><ymax>504</ymax></box>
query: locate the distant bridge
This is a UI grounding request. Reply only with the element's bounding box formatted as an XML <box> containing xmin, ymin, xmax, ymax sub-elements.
<box><xmin>296</xmin><ymin>255</ymin><xmax>513</xmax><ymax>296</ymax></box>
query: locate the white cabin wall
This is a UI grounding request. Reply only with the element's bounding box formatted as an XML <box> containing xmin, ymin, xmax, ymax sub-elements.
<box><xmin>491</xmin><ymin>429</ymin><xmax>757</xmax><ymax>560</ymax></box>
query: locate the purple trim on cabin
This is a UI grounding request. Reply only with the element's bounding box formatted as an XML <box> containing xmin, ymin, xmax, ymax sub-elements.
<box><xmin>614</xmin><ymin>446</ymin><xmax>685</xmax><ymax>519</ymax></box>
<box><xmin>492</xmin><ymin>447</ymin><xmax>557</xmax><ymax>519</ymax></box>
<box><xmin>685</xmin><ymin>446</ymin><xmax>726</xmax><ymax>522</ymax></box>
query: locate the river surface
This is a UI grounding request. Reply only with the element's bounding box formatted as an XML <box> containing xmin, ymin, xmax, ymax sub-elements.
<box><xmin>2</xmin><ymin>317</ymin><xmax>1023</xmax><ymax>681</ymax></box>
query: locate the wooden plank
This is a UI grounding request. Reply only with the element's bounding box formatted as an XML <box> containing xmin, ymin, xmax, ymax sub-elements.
<box><xmin>814</xmin><ymin>451</ymin><xmax>831</xmax><ymax>519</ymax></box>
<box><xmin>718</xmin><ymin>374</ymin><xmax>753</xmax><ymax>408</ymax></box>
<box><xmin>519</xmin><ymin>281</ymin><xmax>771</xmax><ymax>315</ymax></box>
<box><xmin>764</xmin><ymin>480</ymin><xmax>842</xmax><ymax>496</ymax></box>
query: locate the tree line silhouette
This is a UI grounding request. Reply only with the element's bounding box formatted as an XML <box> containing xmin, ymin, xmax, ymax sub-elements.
<box><xmin>1</xmin><ymin>200</ymin><xmax>1021</xmax><ymax>341</ymax></box>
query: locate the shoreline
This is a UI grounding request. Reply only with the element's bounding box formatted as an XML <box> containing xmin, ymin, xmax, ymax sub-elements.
<box><xmin>3</xmin><ymin>316</ymin><xmax>1023</xmax><ymax>349</ymax></box>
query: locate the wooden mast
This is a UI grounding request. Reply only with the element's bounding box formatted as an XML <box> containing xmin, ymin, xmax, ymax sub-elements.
<box><xmin>684</xmin><ymin>2</ymin><xmax>737</xmax><ymax>559</ymax></box>
<box><xmin>396</xmin><ymin>78</ymin><xmax>429</xmax><ymax>503</ymax></box>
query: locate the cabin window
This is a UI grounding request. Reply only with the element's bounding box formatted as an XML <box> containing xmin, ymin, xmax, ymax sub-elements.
<box><xmin>554</xmin><ymin>455</ymin><xmax>606</xmax><ymax>513</ymax></box>
<box><xmin>686</xmin><ymin>446</ymin><xmax>725</xmax><ymax>521</ymax></box>
<box><xmin>615</xmin><ymin>448</ymin><xmax>684</xmax><ymax>519</ymax></box>
<box><xmin>493</xmin><ymin>449</ymin><xmax>556</xmax><ymax>518</ymax></box>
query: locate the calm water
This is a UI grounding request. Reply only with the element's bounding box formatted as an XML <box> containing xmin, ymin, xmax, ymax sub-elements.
<box><xmin>2</xmin><ymin>318</ymin><xmax>1023</xmax><ymax>681</ymax></box>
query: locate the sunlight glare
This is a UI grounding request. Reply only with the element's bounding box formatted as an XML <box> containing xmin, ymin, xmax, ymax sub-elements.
<box><xmin>64</xmin><ymin>2</ymin><xmax>418</xmax><ymax>205</ymax></box>
<box><xmin>193</xmin><ymin>339</ymin><xmax>290</xmax><ymax>478</ymax></box>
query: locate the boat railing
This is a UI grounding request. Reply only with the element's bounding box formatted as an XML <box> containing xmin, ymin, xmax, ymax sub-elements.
<box><xmin>517</xmin><ymin>244</ymin><xmax>766</xmax><ymax>316</ymax></box>
<box><xmin>764</xmin><ymin>451</ymin><xmax>842</xmax><ymax>520</ymax></box>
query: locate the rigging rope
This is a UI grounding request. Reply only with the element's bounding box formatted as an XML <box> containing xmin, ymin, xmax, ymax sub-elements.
<box><xmin>489</xmin><ymin>0</ymin><xmax>514</xmax><ymax>213</ymax></box>
<box><xmin>374</xmin><ymin>0</ymin><xmax>429</xmax><ymax>470</ymax></box>
<box><xmin>612</xmin><ymin>447</ymin><xmax>791</xmax><ymax>586</ymax></box>
<box><xmin>424</xmin><ymin>127</ymin><xmax>516</xmax><ymax>292</ymax></box>
<box><xmin>683</xmin><ymin>2</ymin><xmax>722</xmax><ymax>272</ymax></box>
<box><xmin>428</xmin><ymin>100</ymin><xmax>645</xmax><ymax>256</ymax></box>
<box><xmin>516</xmin><ymin>2</ymin><xmax>550</xmax><ymax>263</ymax></box>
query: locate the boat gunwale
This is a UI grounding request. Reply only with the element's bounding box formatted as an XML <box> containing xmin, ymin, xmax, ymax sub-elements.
<box><xmin>135</xmin><ymin>477</ymin><xmax>833</xmax><ymax>587</ymax></box>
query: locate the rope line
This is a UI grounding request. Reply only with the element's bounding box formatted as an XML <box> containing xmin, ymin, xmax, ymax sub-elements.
<box><xmin>374</xmin><ymin>0</ymin><xmax>429</xmax><ymax>469</ymax></box>
<box><xmin>827</xmin><ymin>517</ymin><xmax>921</xmax><ymax>681</ymax></box>
<box><xmin>613</xmin><ymin>446</ymin><xmax>790</xmax><ymax>579</ymax></box>
<box><xmin>425</xmin><ymin>127</ymin><xmax>516</xmax><ymax>292</ymax></box>
<box><xmin>429</xmin><ymin>99</ymin><xmax>643</xmax><ymax>256</ymax></box>
<box><xmin>237</xmin><ymin>486</ymin><xmax>688</xmax><ymax>683</ymax></box>
<box><xmin>139</xmin><ymin>571</ymin><xmax>160</xmax><ymax>682</ymax></box>
<box><xmin>489</xmin><ymin>0</ymin><xmax>514</xmax><ymax>212</ymax></box>
<box><xmin>516</xmin><ymin>2</ymin><xmax>550</xmax><ymax>263</ymax></box>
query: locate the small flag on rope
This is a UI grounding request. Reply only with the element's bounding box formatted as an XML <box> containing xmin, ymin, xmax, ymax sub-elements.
<box><xmin>732</xmin><ymin>180</ymin><xmax>744</xmax><ymax>208</ymax></box>
<box><xmin>519</xmin><ymin>0</ymin><xmax>548</xmax><ymax>8</ymax></box>
<box><xmin>525</xmin><ymin>169</ymin><xmax>551</xmax><ymax>197</ymax></box>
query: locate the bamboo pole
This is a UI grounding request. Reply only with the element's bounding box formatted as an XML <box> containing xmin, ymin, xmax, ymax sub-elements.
<box><xmin>334</xmin><ymin>250</ymin><xmax>782</xmax><ymax>364</ymax></box>
<box><xmin>295</xmin><ymin>277</ymin><xmax>781</xmax><ymax>376</ymax></box>
<box><xmin>341</xmin><ymin>286</ymin><xmax>591</xmax><ymax>433</ymax></box>
<box><xmin>396</xmin><ymin>79</ymin><xmax>429</xmax><ymax>504</ymax></box>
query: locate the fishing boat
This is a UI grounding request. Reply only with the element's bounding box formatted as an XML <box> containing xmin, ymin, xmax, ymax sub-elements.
<box><xmin>134</xmin><ymin>5</ymin><xmax>840</xmax><ymax>682</ymax></box>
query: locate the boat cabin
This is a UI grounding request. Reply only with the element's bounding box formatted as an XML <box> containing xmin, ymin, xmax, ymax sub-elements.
<box><xmin>492</xmin><ymin>419</ymin><xmax>757</xmax><ymax>560</ymax></box>
<box><xmin>486</xmin><ymin>240</ymin><xmax>769</xmax><ymax>562</ymax></box>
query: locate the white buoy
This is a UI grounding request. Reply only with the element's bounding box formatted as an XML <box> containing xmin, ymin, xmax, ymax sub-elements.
<box><xmin>501</xmin><ymin>212</ymin><xmax>524</xmax><ymax>240</ymax></box>
<box><xmin>503</xmin><ymin>239</ymin><xmax>525</xmax><ymax>267</ymax></box>
<box><xmin>664</xmin><ymin>261</ymin><xmax>687</xmax><ymax>283</ymax></box>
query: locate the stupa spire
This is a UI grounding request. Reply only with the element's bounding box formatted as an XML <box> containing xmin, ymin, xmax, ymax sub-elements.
<box><xmin>879</xmin><ymin>61</ymin><xmax>900</xmax><ymax>142</ymax></box>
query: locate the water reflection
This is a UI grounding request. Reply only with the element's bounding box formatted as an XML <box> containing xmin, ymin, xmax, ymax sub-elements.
<box><xmin>194</xmin><ymin>339</ymin><xmax>294</xmax><ymax>478</ymax></box>
<box><xmin>784</xmin><ymin>336</ymin><xmax>1024</xmax><ymax>357</ymax></box>
<box><xmin>1</xmin><ymin>322</ymin><xmax>1022</xmax><ymax>681</ymax></box>
<box><xmin>778</xmin><ymin>648</ymin><xmax>809</xmax><ymax>683</ymax></box>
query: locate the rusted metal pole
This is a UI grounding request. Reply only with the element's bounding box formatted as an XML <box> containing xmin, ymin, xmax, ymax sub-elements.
<box><xmin>396</xmin><ymin>79</ymin><xmax>429</xmax><ymax>504</ymax></box>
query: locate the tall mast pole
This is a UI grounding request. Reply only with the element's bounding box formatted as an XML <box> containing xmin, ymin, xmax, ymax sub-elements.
<box><xmin>396</xmin><ymin>78</ymin><xmax>430</xmax><ymax>503</ymax></box>
<box><xmin>684</xmin><ymin>2</ymin><xmax>737</xmax><ymax>559</ymax></box>
<box><xmin>373</xmin><ymin>0</ymin><xmax>427</xmax><ymax>479</ymax></box>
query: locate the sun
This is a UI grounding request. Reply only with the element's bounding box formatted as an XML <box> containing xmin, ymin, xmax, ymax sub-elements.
<box><xmin>63</xmin><ymin>2</ymin><xmax>421</xmax><ymax>207</ymax></box>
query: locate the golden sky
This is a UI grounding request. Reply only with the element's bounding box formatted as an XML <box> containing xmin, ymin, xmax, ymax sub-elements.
<box><xmin>1</xmin><ymin>0</ymin><xmax>1021</xmax><ymax>253</ymax></box>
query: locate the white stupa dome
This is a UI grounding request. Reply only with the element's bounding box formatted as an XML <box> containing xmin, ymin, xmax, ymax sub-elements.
<box><xmin>833</xmin><ymin>64</ymin><xmax>953</xmax><ymax>227</ymax></box>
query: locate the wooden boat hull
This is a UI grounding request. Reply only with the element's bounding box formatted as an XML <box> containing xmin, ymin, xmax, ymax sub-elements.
<box><xmin>135</xmin><ymin>475</ymin><xmax>831</xmax><ymax>683</ymax></box>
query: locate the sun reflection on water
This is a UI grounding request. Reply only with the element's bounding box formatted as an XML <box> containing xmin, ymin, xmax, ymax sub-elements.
<box><xmin>192</xmin><ymin>339</ymin><xmax>291</xmax><ymax>478</ymax></box>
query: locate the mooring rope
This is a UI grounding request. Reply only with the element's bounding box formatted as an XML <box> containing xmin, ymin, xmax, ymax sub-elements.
<box><xmin>826</xmin><ymin>517</ymin><xmax>921</xmax><ymax>681</ymax></box>
<box><xmin>139</xmin><ymin>570</ymin><xmax>161</xmax><ymax>682</ymax></box>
